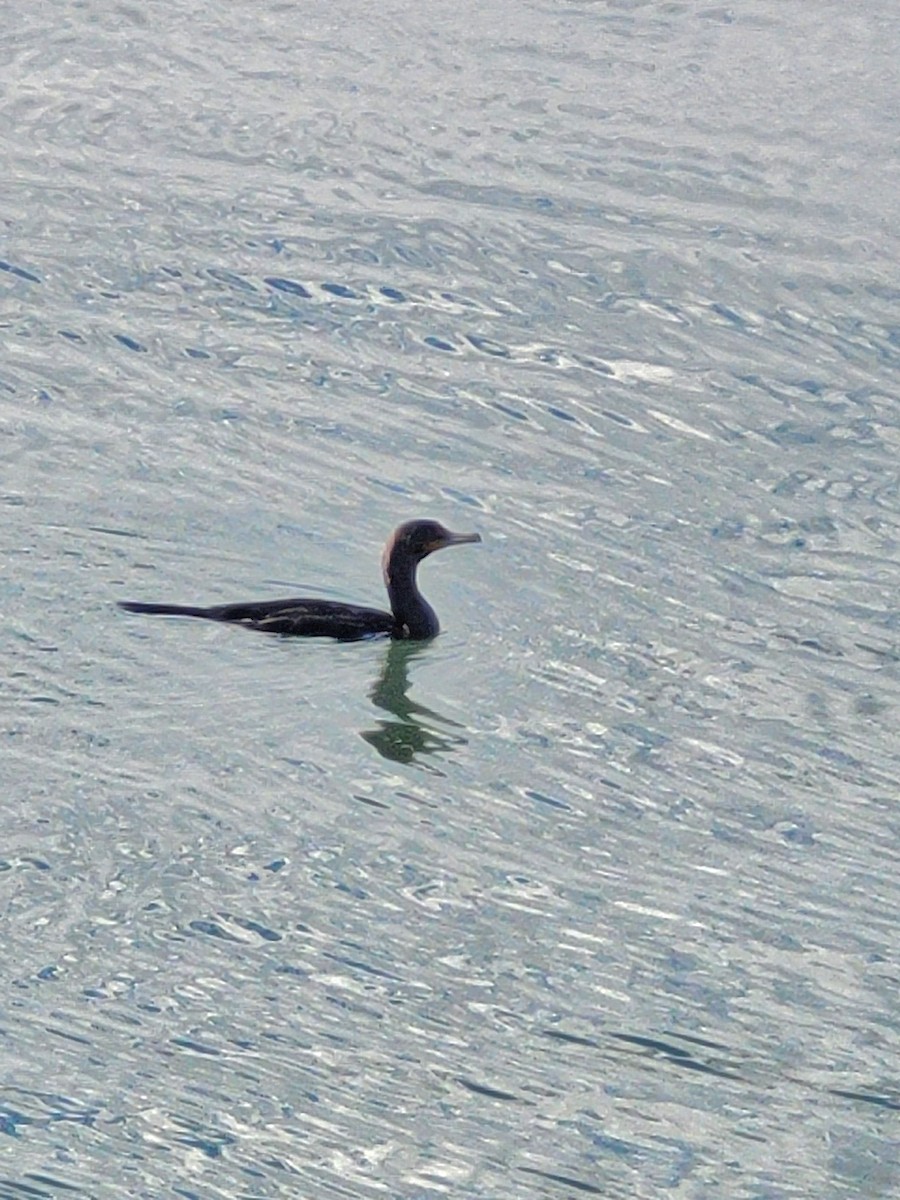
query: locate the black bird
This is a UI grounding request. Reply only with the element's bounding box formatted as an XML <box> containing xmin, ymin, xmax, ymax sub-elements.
<box><xmin>118</xmin><ymin>519</ymin><xmax>481</xmax><ymax>641</ymax></box>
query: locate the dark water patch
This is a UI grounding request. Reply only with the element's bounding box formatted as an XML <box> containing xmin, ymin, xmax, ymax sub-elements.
<box><xmin>207</xmin><ymin>267</ymin><xmax>258</xmax><ymax>293</ymax></box>
<box><xmin>709</xmin><ymin>301</ymin><xmax>749</xmax><ymax>329</ymax></box>
<box><xmin>393</xmin><ymin>241</ymin><xmax>439</xmax><ymax>269</ymax></box>
<box><xmin>0</xmin><ymin>260</ymin><xmax>41</xmax><ymax>283</ymax></box>
<box><xmin>19</xmin><ymin>1175</ymin><xmax>83</xmax><ymax>1195</ymax></box>
<box><xmin>188</xmin><ymin>919</ymin><xmax>241</xmax><ymax>941</ymax></box>
<box><xmin>523</xmin><ymin>788</ymin><xmax>571</xmax><ymax>811</ymax></box>
<box><xmin>543</xmin><ymin>1029</ymin><xmax>599</xmax><ymax>1049</ymax></box>
<box><xmin>170</xmin><ymin>1036</ymin><xmax>222</xmax><ymax>1058</ymax></box>
<box><xmin>43</xmin><ymin>1025</ymin><xmax>92</xmax><ymax>1049</ymax></box>
<box><xmin>547</xmin><ymin>405</ymin><xmax>577</xmax><ymax>423</ymax></box>
<box><xmin>600</xmin><ymin>409</ymin><xmax>637</xmax><ymax>427</ymax></box>
<box><xmin>113</xmin><ymin>333</ymin><xmax>145</xmax><ymax>353</ymax></box>
<box><xmin>325</xmin><ymin>951</ymin><xmax>402</xmax><ymax>983</ymax></box>
<box><xmin>456</xmin><ymin>1076</ymin><xmax>520</xmax><ymax>1102</ymax></box>
<box><xmin>171</xmin><ymin>1116</ymin><xmax>236</xmax><ymax>1157</ymax></box>
<box><xmin>439</xmin><ymin>485</ymin><xmax>483</xmax><ymax>508</ymax></box>
<box><xmin>87</xmin><ymin>524</ymin><xmax>142</xmax><ymax>538</ymax></box>
<box><xmin>352</xmin><ymin>792</ymin><xmax>391</xmax><ymax>810</ymax></box>
<box><xmin>321</xmin><ymin>282</ymin><xmax>358</xmax><ymax>298</ymax></box>
<box><xmin>224</xmin><ymin>914</ymin><xmax>282</xmax><ymax>942</ymax></box>
<box><xmin>519</xmin><ymin>1167</ymin><xmax>605</xmax><ymax>1194</ymax></box>
<box><xmin>544</xmin><ymin>1029</ymin><xmax>744</xmax><ymax>1081</ymax></box>
<box><xmin>263</xmin><ymin>274</ymin><xmax>311</xmax><ymax>298</ymax></box>
<box><xmin>491</xmin><ymin>400</ymin><xmax>529</xmax><ymax>421</ymax></box>
<box><xmin>466</xmin><ymin>333</ymin><xmax>510</xmax><ymax>358</ymax></box>
<box><xmin>830</xmin><ymin>1089</ymin><xmax>900</xmax><ymax>1111</ymax></box>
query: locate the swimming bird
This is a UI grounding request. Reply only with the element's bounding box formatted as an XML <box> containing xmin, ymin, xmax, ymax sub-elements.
<box><xmin>118</xmin><ymin>519</ymin><xmax>481</xmax><ymax>641</ymax></box>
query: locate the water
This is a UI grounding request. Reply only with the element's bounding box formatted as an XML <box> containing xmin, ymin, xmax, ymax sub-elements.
<box><xmin>3</xmin><ymin>0</ymin><xmax>900</xmax><ymax>1195</ymax></box>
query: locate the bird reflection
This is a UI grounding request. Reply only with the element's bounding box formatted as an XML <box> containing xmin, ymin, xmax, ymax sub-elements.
<box><xmin>360</xmin><ymin>641</ymin><xmax>468</xmax><ymax>767</ymax></box>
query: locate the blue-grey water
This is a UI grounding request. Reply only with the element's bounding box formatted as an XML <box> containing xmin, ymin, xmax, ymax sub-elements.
<box><xmin>3</xmin><ymin>1</ymin><xmax>899</xmax><ymax>1196</ymax></box>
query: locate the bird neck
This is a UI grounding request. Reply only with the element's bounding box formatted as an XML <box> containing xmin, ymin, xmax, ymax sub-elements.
<box><xmin>383</xmin><ymin>552</ymin><xmax>439</xmax><ymax>639</ymax></box>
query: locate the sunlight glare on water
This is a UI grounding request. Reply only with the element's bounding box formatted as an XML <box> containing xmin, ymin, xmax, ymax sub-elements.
<box><xmin>2</xmin><ymin>0</ymin><xmax>900</xmax><ymax>1196</ymax></box>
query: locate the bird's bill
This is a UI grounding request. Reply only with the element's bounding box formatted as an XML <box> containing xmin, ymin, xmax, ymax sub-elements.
<box><xmin>432</xmin><ymin>529</ymin><xmax>482</xmax><ymax>551</ymax></box>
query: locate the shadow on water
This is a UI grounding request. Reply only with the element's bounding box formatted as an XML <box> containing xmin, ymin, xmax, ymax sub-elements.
<box><xmin>541</xmin><ymin>1027</ymin><xmax>900</xmax><ymax>1111</ymax></box>
<box><xmin>359</xmin><ymin>640</ymin><xmax>468</xmax><ymax>768</ymax></box>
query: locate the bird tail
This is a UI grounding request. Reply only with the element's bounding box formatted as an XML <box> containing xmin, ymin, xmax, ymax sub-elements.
<box><xmin>118</xmin><ymin>600</ymin><xmax>211</xmax><ymax>618</ymax></box>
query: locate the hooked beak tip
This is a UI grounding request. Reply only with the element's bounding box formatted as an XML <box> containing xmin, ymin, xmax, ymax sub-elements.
<box><xmin>445</xmin><ymin>530</ymin><xmax>482</xmax><ymax>547</ymax></box>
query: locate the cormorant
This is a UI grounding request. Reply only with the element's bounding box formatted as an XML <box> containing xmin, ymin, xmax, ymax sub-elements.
<box><xmin>118</xmin><ymin>518</ymin><xmax>481</xmax><ymax>641</ymax></box>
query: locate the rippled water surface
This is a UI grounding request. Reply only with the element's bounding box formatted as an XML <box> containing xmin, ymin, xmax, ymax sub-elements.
<box><xmin>3</xmin><ymin>1</ymin><xmax>900</xmax><ymax>1195</ymax></box>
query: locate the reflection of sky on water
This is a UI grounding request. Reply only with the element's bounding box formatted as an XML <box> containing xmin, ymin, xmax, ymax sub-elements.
<box><xmin>3</xmin><ymin>0</ymin><xmax>899</xmax><ymax>1195</ymax></box>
